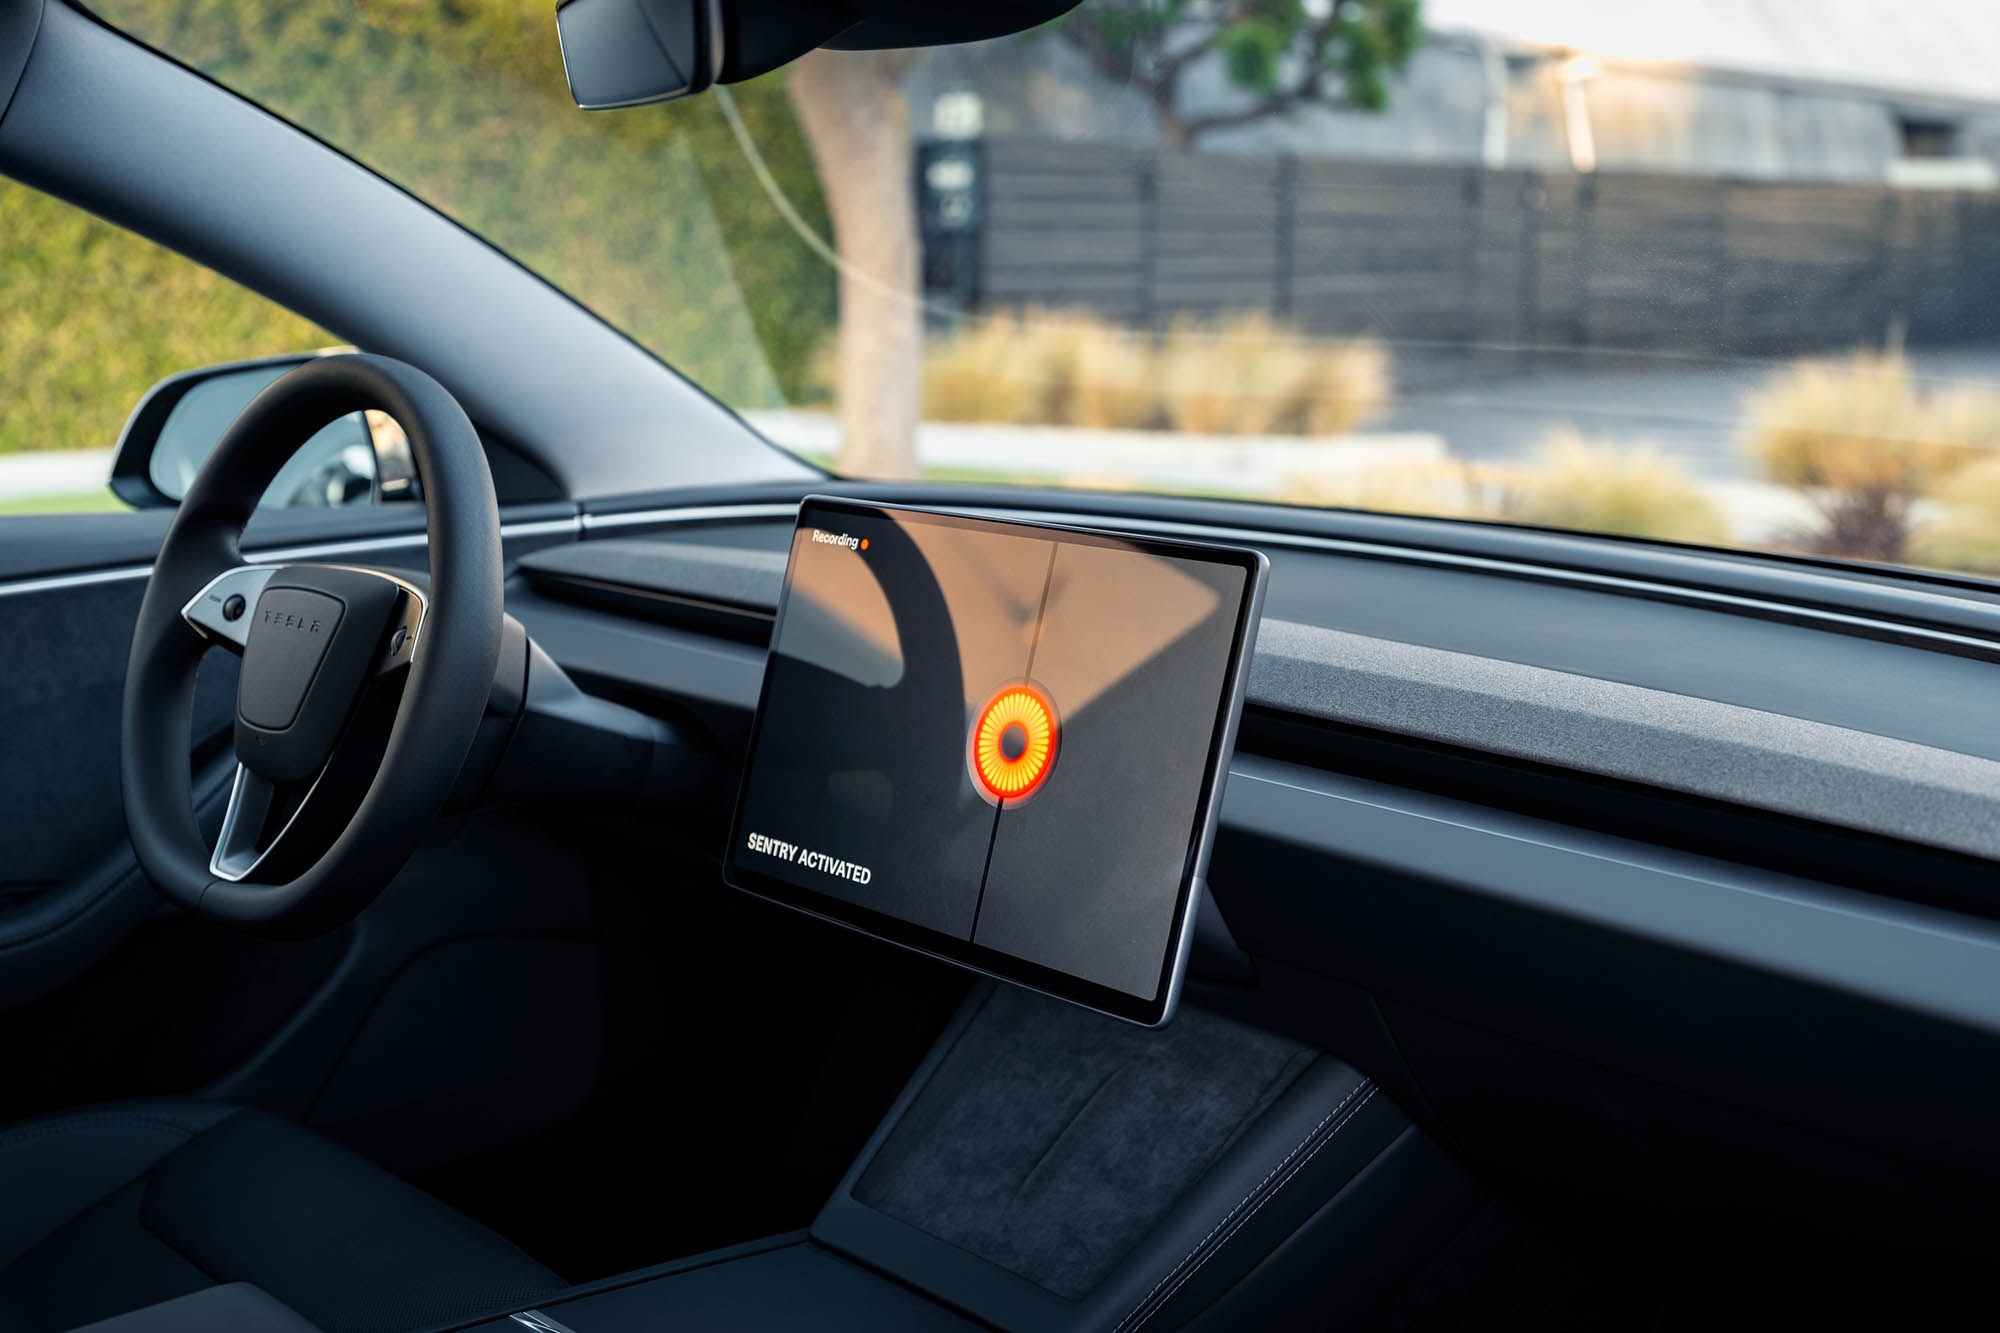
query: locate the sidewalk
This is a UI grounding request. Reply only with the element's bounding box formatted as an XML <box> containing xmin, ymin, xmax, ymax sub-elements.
<box><xmin>743</xmin><ymin>411</ymin><xmax>1446</xmax><ymax>499</ymax></box>
<box><xmin>0</xmin><ymin>448</ymin><xmax>114</xmax><ymax>501</ymax></box>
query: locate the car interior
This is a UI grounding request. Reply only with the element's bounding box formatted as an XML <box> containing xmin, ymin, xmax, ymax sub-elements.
<box><xmin>5</xmin><ymin>0</ymin><xmax>2000</xmax><ymax>1329</ymax></box>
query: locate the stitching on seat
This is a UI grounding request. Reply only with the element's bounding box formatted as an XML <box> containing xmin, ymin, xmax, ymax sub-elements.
<box><xmin>1112</xmin><ymin>1077</ymin><xmax>1373</xmax><ymax>1333</ymax></box>
<box><xmin>1127</xmin><ymin>1085</ymin><xmax>1381</xmax><ymax>1332</ymax></box>
<box><xmin>0</xmin><ymin>1113</ymin><xmax>212</xmax><ymax>1156</ymax></box>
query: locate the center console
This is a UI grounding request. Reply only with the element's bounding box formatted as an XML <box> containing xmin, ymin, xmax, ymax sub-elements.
<box><xmin>453</xmin><ymin>983</ymin><xmax>1469</xmax><ymax>1333</ymax></box>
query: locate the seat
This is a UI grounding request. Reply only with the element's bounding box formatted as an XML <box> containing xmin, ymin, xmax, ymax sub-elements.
<box><xmin>0</xmin><ymin>1100</ymin><xmax>564</xmax><ymax>1333</ymax></box>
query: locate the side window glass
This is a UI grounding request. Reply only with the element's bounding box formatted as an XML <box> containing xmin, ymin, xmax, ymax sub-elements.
<box><xmin>0</xmin><ymin>178</ymin><xmax>333</xmax><ymax>515</ymax></box>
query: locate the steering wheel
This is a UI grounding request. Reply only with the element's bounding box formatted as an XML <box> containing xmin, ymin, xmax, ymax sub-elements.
<box><xmin>121</xmin><ymin>354</ymin><xmax>503</xmax><ymax>937</ymax></box>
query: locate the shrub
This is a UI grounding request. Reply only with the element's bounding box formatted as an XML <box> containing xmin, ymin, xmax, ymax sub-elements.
<box><xmin>921</xmin><ymin>310</ymin><xmax>1157</xmax><ymax>428</ymax></box>
<box><xmin>1299</xmin><ymin>339</ymin><xmax>1391</xmax><ymax>437</ymax></box>
<box><xmin>1741</xmin><ymin>351</ymin><xmax>1999</xmax><ymax>561</ymax></box>
<box><xmin>919</xmin><ymin>308</ymin><xmax>1391</xmax><ymax>436</ymax></box>
<box><xmin>1283</xmin><ymin>434</ymin><xmax>1730</xmax><ymax>545</ymax></box>
<box><xmin>1036</xmin><ymin>312</ymin><xmax>1159</xmax><ymax>430</ymax></box>
<box><xmin>921</xmin><ymin>313</ymin><xmax>1046</xmax><ymax>424</ymax></box>
<box><xmin>1504</xmin><ymin>433</ymin><xmax>1730</xmax><ymax>545</ymax></box>
<box><xmin>0</xmin><ymin>179</ymin><xmax>333</xmax><ymax>454</ymax></box>
<box><xmin>1159</xmin><ymin>314</ymin><xmax>1388</xmax><ymax>436</ymax></box>
<box><xmin>1909</xmin><ymin>455</ymin><xmax>2000</xmax><ymax>575</ymax></box>
<box><xmin>1280</xmin><ymin>459</ymin><xmax>1494</xmax><ymax>519</ymax></box>
<box><xmin>1159</xmin><ymin>313</ymin><xmax>1309</xmax><ymax>435</ymax></box>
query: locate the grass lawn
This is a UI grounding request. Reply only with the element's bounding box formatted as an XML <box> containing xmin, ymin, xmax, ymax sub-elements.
<box><xmin>0</xmin><ymin>490</ymin><xmax>129</xmax><ymax>515</ymax></box>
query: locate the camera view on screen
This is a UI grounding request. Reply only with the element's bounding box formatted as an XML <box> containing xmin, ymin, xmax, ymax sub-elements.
<box><xmin>726</xmin><ymin>499</ymin><xmax>1261</xmax><ymax>1021</ymax></box>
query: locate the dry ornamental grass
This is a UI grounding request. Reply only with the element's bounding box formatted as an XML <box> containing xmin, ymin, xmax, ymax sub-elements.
<box><xmin>1505</xmin><ymin>432</ymin><xmax>1730</xmax><ymax>547</ymax></box>
<box><xmin>1281</xmin><ymin>433</ymin><xmax>1727</xmax><ymax>548</ymax></box>
<box><xmin>1741</xmin><ymin>351</ymin><xmax>2000</xmax><ymax>562</ymax></box>
<box><xmin>920</xmin><ymin>308</ymin><xmax>1389</xmax><ymax>438</ymax></box>
<box><xmin>1910</xmin><ymin>456</ymin><xmax>2000</xmax><ymax>575</ymax></box>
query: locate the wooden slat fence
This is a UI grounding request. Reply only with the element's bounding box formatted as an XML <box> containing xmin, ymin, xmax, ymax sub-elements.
<box><xmin>965</xmin><ymin>138</ymin><xmax>2000</xmax><ymax>353</ymax></box>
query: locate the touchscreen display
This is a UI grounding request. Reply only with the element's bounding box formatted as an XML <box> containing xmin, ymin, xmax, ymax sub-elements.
<box><xmin>724</xmin><ymin>497</ymin><xmax>1265</xmax><ymax>1025</ymax></box>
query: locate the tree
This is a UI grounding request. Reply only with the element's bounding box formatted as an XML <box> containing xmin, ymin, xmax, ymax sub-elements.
<box><xmin>786</xmin><ymin>50</ymin><xmax>924</xmax><ymax>479</ymax></box>
<box><xmin>789</xmin><ymin>0</ymin><xmax>1420</xmax><ymax>479</ymax></box>
<box><xmin>1061</xmin><ymin>0</ymin><xmax>1421</xmax><ymax>149</ymax></box>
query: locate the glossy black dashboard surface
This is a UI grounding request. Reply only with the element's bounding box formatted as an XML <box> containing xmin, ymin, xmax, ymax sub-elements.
<box><xmin>518</xmin><ymin>495</ymin><xmax>2000</xmax><ymax>873</ymax></box>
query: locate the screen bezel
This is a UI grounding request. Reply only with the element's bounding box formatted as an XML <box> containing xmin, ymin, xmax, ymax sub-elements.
<box><xmin>723</xmin><ymin>496</ymin><xmax>1268</xmax><ymax>1026</ymax></box>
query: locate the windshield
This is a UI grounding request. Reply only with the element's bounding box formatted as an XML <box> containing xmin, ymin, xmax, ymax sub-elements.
<box><xmin>95</xmin><ymin>0</ymin><xmax>2000</xmax><ymax>578</ymax></box>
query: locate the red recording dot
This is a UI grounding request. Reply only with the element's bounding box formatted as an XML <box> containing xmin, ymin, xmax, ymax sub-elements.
<box><xmin>860</xmin><ymin>538</ymin><xmax>869</xmax><ymax>550</ymax></box>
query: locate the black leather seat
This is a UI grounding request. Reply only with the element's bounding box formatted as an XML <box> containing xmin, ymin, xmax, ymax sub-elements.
<box><xmin>0</xmin><ymin>1100</ymin><xmax>564</xmax><ymax>1332</ymax></box>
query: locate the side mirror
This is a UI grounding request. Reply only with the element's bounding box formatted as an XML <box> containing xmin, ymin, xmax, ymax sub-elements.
<box><xmin>109</xmin><ymin>353</ymin><xmax>421</xmax><ymax>510</ymax></box>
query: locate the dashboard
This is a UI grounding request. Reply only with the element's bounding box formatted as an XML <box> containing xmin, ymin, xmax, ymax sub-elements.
<box><xmin>487</xmin><ymin>483</ymin><xmax>2000</xmax><ymax>1261</ymax></box>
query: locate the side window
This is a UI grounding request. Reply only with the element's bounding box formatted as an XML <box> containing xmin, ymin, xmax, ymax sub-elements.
<box><xmin>0</xmin><ymin>178</ymin><xmax>333</xmax><ymax>515</ymax></box>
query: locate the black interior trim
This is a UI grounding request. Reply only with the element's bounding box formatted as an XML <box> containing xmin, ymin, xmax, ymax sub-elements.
<box><xmin>578</xmin><ymin>480</ymin><xmax>2000</xmax><ymax>641</ymax></box>
<box><xmin>510</xmin><ymin>522</ymin><xmax>2000</xmax><ymax>875</ymax></box>
<box><xmin>523</xmin><ymin>570</ymin><xmax>774</xmax><ymax>646</ymax></box>
<box><xmin>0</xmin><ymin>502</ymin><xmax>577</xmax><ymax>585</ymax></box>
<box><xmin>1214</xmin><ymin>756</ymin><xmax>2000</xmax><ymax>1186</ymax></box>
<box><xmin>1239</xmin><ymin>709</ymin><xmax>2000</xmax><ymax>925</ymax></box>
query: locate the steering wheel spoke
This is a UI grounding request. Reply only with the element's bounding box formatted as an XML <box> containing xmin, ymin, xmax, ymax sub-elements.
<box><xmin>184</xmin><ymin>562</ymin><xmax>426</xmax><ymax>674</ymax></box>
<box><xmin>210</xmin><ymin>763</ymin><xmax>304</xmax><ymax>882</ymax></box>
<box><xmin>182</xmin><ymin>565</ymin><xmax>279</xmax><ymax>652</ymax></box>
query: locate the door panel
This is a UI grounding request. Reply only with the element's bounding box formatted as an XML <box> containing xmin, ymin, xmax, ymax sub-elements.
<box><xmin>2</xmin><ymin>573</ymin><xmax>235</xmax><ymax>896</ymax></box>
<box><xmin>0</xmin><ymin>563</ymin><xmax>239</xmax><ymax>1009</ymax></box>
<box><xmin>0</xmin><ymin>505</ymin><xmax>600</xmax><ymax>1177</ymax></box>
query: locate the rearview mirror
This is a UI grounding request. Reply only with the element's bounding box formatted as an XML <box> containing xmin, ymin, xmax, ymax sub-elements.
<box><xmin>555</xmin><ymin>0</ymin><xmax>724</xmax><ymax>109</ymax></box>
<box><xmin>557</xmin><ymin>0</ymin><xmax>1085</xmax><ymax>111</ymax></box>
<box><xmin>109</xmin><ymin>354</ymin><xmax>421</xmax><ymax>510</ymax></box>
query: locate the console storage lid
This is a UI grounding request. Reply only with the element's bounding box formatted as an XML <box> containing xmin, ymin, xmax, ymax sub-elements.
<box><xmin>811</xmin><ymin>984</ymin><xmax>1433</xmax><ymax>1331</ymax></box>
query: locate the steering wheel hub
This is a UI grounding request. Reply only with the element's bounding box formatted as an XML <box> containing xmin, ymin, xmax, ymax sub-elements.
<box><xmin>222</xmin><ymin>565</ymin><xmax>414</xmax><ymax>783</ymax></box>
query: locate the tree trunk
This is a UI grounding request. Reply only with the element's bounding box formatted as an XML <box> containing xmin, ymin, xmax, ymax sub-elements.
<box><xmin>787</xmin><ymin>50</ymin><xmax>922</xmax><ymax>480</ymax></box>
<box><xmin>1155</xmin><ymin>93</ymin><xmax>1190</xmax><ymax>150</ymax></box>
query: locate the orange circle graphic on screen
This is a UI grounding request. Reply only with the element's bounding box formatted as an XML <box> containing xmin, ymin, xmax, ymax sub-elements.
<box><xmin>970</xmin><ymin>684</ymin><xmax>1058</xmax><ymax>803</ymax></box>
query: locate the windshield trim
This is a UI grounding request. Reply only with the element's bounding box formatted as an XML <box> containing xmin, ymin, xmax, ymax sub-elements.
<box><xmin>578</xmin><ymin>482</ymin><xmax>2000</xmax><ymax>648</ymax></box>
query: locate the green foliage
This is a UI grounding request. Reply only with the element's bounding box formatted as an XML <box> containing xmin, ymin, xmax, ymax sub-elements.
<box><xmin>1079</xmin><ymin>0</ymin><xmax>1197</xmax><ymax>58</ymax></box>
<box><xmin>7</xmin><ymin>0</ymin><xmax>837</xmax><ymax>458</ymax></box>
<box><xmin>1060</xmin><ymin>0</ymin><xmax>1422</xmax><ymax>136</ymax></box>
<box><xmin>1219</xmin><ymin>19</ymin><xmax>1288</xmax><ymax>93</ymax></box>
<box><xmin>0</xmin><ymin>179</ymin><xmax>334</xmax><ymax>453</ymax></box>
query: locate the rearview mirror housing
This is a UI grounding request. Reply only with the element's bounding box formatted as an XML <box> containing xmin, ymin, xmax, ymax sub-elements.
<box><xmin>555</xmin><ymin>0</ymin><xmax>724</xmax><ymax>109</ymax></box>
<box><xmin>110</xmin><ymin>353</ymin><xmax>420</xmax><ymax>511</ymax></box>
<box><xmin>557</xmin><ymin>0</ymin><xmax>1083</xmax><ymax>111</ymax></box>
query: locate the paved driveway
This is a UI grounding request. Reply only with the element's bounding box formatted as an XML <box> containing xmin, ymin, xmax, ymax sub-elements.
<box><xmin>1380</xmin><ymin>341</ymin><xmax>2000</xmax><ymax>479</ymax></box>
